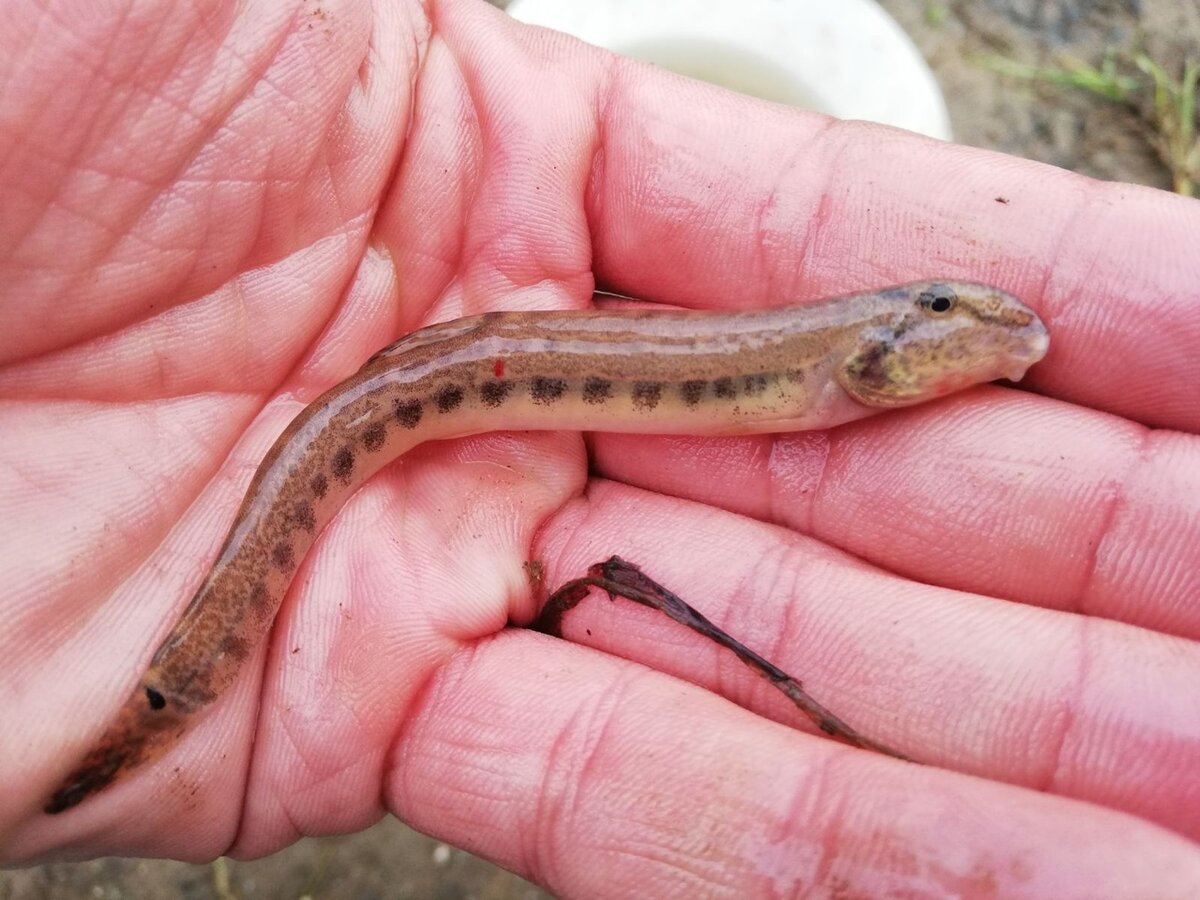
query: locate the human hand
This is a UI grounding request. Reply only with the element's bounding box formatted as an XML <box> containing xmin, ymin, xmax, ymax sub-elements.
<box><xmin>3</xmin><ymin>0</ymin><xmax>1198</xmax><ymax>893</ymax></box>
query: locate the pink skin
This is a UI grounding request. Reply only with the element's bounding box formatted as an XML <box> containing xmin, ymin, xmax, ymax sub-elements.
<box><xmin>2</xmin><ymin>0</ymin><xmax>1198</xmax><ymax>893</ymax></box>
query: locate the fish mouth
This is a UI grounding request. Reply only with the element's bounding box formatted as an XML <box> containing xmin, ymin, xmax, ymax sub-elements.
<box><xmin>1003</xmin><ymin>327</ymin><xmax>1051</xmax><ymax>382</ymax></box>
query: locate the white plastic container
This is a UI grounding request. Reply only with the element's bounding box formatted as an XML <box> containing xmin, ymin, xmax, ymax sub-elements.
<box><xmin>506</xmin><ymin>0</ymin><xmax>952</xmax><ymax>140</ymax></box>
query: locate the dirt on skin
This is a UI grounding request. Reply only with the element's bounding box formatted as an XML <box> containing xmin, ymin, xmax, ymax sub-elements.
<box><xmin>4</xmin><ymin>1</ymin><xmax>1195</xmax><ymax>898</ymax></box>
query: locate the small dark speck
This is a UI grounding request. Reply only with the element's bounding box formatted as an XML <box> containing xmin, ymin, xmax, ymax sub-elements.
<box><xmin>713</xmin><ymin>376</ymin><xmax>736</xmax><ymax>399</ymax></box>
<box><xmin>394</xmin><ymin>398</ymin><xmax>423</xmax><ymax>429</ymax></box>
<box><xmin>632</xmin><ymin>381</ymin><xmax>662</xmax><ymax>410</ymax></box>
<box><xmin>582</xmin><ymin>377</ymin><xmax>613</xmax><ymax>404</ymax></box>
<box><xmin>481</xmin><ymin>380</ymin><xmax>513</xmax><ymax>408</ymax></box>
<box><xmin>332</xmin><ymin>446</ymin><xmax>355</xmax><ymax>481</ymax></box>
<box><xmin>219</xmin><ymin>634</ymin><xmax>249</xmax><ymax>660</ymax></box>
<box><xmin>272</xmin><ymin>541</ymin><xmax>295</xmax><ymax>570</ymax></box>
<box><xmin>292</xmin><ymin>646</ymin><xmax>300</xmax><ymax>654</ymax></box>
<box><xmin>292</xmin><ymin>500</ymin><xmax>316</xmax><ymax>532</ymax></box>
<box><xmin>995</xmin><ymin>196</ymin><xmax>1010</xmax><ymax>204</ymax></box>
<box><xmin>743</xmin><ymin>374</ymin><xmax>769</xmax><ymax>394</ymax></box>
<box><xmin>435</xmin><ymin>384</ymin><xmax>465</xmax><ymax>413</ymax></box>
<box><xmin>362</xmin><ymin>422</ymin><xmax>386</xmax><ymax>452</ymax></box>
<box><xmin>310</xmin><ymin>473</ymin><xmax>329</xmax><ymax>499</ymax></box>
<box><xmin>530</xmin><ymin>376</ymin><xmax>567</xmax><ymax>403</ymax></box>
<box><xmin>250</xmin><ymin>582</ymin><xmax>270</xmax><ymax>610</ymax></box>
<box><xmin>680</xmin><ymin>380</ymin><xmax>706</xmax><ymax>406</ymax></box>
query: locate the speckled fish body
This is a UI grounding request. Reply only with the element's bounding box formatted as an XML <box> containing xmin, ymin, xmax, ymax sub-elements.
<box><xmin>46</xmin><ymin>280</ymin><xmax>1049</xmax><ymax>813</ymax></box>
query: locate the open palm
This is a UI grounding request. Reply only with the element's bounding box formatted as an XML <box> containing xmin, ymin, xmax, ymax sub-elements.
<box><xmin>3</xmin><ymin>0</ymin><xmax>1199</xmax><ymax>894</ymax></box>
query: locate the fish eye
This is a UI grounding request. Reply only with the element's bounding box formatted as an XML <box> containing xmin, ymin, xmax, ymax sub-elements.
<box><xmin>919</xmin><ymin>289</ymin><xmax>956</xmax><ymax>314</ymax></box>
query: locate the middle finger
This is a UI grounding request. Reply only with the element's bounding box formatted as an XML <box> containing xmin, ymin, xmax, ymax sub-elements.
<box><xmin>592</xmin><ymin>386</ymin><xmax>1200</xmax><ymax>638</ymax></box>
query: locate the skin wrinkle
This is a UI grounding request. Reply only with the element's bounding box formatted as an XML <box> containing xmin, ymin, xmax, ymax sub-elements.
<box><xmin>532</xmin><ymin>486</ymin><xmax>600</xmax><ymax>596</ymax></box>
<box><xmin>1033</xmin><ymin>615</ymin><xmax>1089</xmax><ymax>795</ymax></box>
<box><xmin>15</xmin><ymin>10</ymin><xmax>286</xmax><ymax>366</ymax></box>
<box><xmin>6</xmin><ymin>278</ymin><xmax>248</xmax><ymax>402</ymax></box>
<box><xmin>749</xmin><ymin>155</ymin><xmax>789</xmax><ymax>304</ymax></box>
<box><xmin>542</xmin><ymin>665</ymin><xmax>657</xmax><ymax>884</ymax></box>
<box><xmin>400</xmin><ymin>37</ymin><xmax>469</xmax><ymax>303</ymax></box>
<box><xmin>775</xmin><ymin>115</ymin><xmax>838</xmax><ymax>301</ymax></box>
<box><xmin>523</xmin><ymin>662</ymin><xmax>568</xmax><ymax>890</ymax></box>
<box><xmin>803</xmin><ymin>749</ymin><xmax>844</xmax><ymax>892</ymax></box>
<box><xmin>585</xmin><ymin>51</ymin><xmax>618</xmax><ymax>252</ymax></box>
<box><xmin>5</xmin><ymin>258</ymin><xmax>297</xmax><ymax>398</ymax></box>
<box><xmin>11</xmin><ymin>400</ymin><xmax>224</xmax><ymax>650</ymax></box>
<box><xmin>769</xmin><ymin>430</ymin><xmax>831</xmax><ymax>535</ymax></box>
<box><xmin>375</xmin><ymin>634</ymin><xmax>470</xmax><ymax>829</ymax></box>
<box><xmin>1031</xmin><ymin>181</ymin><xmax>1183</xmax><ymax>420</ymax></box>
<box><xmin>97</xmin><ymin>21</ymin><xmax>287</xmax><ymax>358</ymax></box>
<box><xmin>1074</xmin><ymin>425</ymin><xmax>1151</xmax><ymax>618</ymax></box>
<box><xmin>803</xmin><ymin>431</ymin><xmax>837</xmax><ymax>541</ymax></box>
<box><xmin>769</xmin><ymin>551</ymin><xmax>819</xmax><ymax>717</ymax></box>
<box><xmin>739</xmin><ymin>541</ymin><xmax>812</xmax><ymax>722</ymax></box>
<box><xmin>427</xmin><ymin>31</ymin><xmax>483</xmax><ymax>305</ymax></box>
<box><xmin>808</xmin><ymin>118</ymin><xmax>878</xmax><ymax>284</ymax></box>
<box><xmin>803</xmin><ymin>188</ymin><xmax>838</xmax><ymax>282</ymax></box>
<box><xmin>1046</xmin><ymin>180</ymin><xmax>1128</xmax><ymax>314</ymax></box>
<box><xmin>709</xmin><ymin>540</ymin><xmax>781</xmax><ymax>709</ymax></box>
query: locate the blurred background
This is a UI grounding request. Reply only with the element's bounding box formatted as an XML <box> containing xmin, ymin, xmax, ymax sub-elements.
<box><xmin>5</xmin><ymin>0</ymin><xmax>1196</xmax><ymax>898</ymax></box>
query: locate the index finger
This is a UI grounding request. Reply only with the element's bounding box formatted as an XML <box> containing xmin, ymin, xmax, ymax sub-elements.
<box><xmin>586</xmin><ymin>54</ymin><xmax>1199</xmax><ymax>432</ymax></box>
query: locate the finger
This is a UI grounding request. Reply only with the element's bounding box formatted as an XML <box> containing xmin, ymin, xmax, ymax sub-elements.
<box><xmin>593</xmin><ymin>387</ymin><xmax>1200</xmax><ymax>639</ymax></box>
<box><xmin>379</xmin><ymin>4</ymin><xmax>601</xmax><ymax>326</ymax></box>
<box><xmin>577</xmin><ymin>33</ymin><xmax>1199</xmax><ymax>431</ymax></box>
<box><xmin>387</xmin><ymin>631</ymin><xmax>1200</xmax><ymax>896</ymax></box>
<box><xmin>534</xmin><ymin>482</ymin><xmax>1200</xmax><ymax>841</ymax></box>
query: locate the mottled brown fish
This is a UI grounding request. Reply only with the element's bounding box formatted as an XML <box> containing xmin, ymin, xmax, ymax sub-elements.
<box><xmin>47</xmin><ymin>280</ymin><xmax>1049</xmax><ymax>813</ymax></box>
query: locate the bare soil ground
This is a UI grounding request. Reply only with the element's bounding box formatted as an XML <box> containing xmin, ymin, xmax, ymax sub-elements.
<box><xmin>4</xmin><ymin>1</ymin><xmax>1195</xmax><ymax>898</ymax></box>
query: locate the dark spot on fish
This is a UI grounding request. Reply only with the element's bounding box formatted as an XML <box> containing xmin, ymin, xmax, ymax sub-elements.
<box><xmin>219</xmin><ymin>634</ymin><xmax>249</xmax><ymax>660</ymax></box>
<box><xmin>394</xmin><ymin>398</ymin><xmax>423</xmax><ymax>429</ymax></box>
<box><xmin>46</xmin><ymin>745</ymin><xmax>134</xmax><ymax>813</ymax></box>
<box><xmin>146</xmin><ymin>688</ymin><xmax>166</xmax><ymax>710</ymax></box>
<box><xmin>743</xmin><ymin>373</ymin><xmax>769</xmax><ymax>394</ymax></box>
<box><xmin>583</xmin><ymin>377</ymin><xmax>613</xmax><ymax>404</ymax></box>
<box><xmin>332</xmin><ymin>446</ymin><xmax>354</xmax><ymax>482</ymax></box>
<box><xmin>714</xmin><ymin>376</ymin><xmax>736</xmax><ymax>399</ymax></box>
<box><xmin>531</xmin><ymin>376</ymin><xmax>567</xmax><ymax>404</ymax></box>
<box><xmin>310</xmin><ymin>472</ymin><xmax>328</xmax><ymax>499</ymax></box>
<box><xmin>362</xmin><ymin>422</ymin><xmax>386</xmax><ymax>452</ymax></box>
<box><xmin>292</xmin><ymin>500</ymin><xmax>316</xmax><ymax>532</ymax></box>
<box><xmin>249</xmin><ymin>582</ymin><xmax>270</xmax><ymax>610</ymax></box>
<box><xmin>272</xmin><ymin>541</ymin><xmax>295</xmax><ymax>570</ymax></box>
<box><xmin>632</xmin><ymin>381</ymin><xmax>662</xmax><ymax>410</ymax></box>
<box><xmin>846</xmin><ymin>342</ymin><xmax>893</xmax><ymax>391</ymax></box>
<box><xmin>680</xmin><ymin>380</ymin><xmax>706</xmax><ymax>406</ymax></box>
<box><xmin>435</xmin><ymin>384</ymin><xmax>464</xmax><ymax>413</ymax></box>
<box><xmin>786</xmin><ymin>369</ymin><xmax>806</xmax><ymax>384</ymax></box>
<box><xmin>481</xmin><ymin>380</ymin><xmax>513</xmax><ymax>407</ymax></box>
